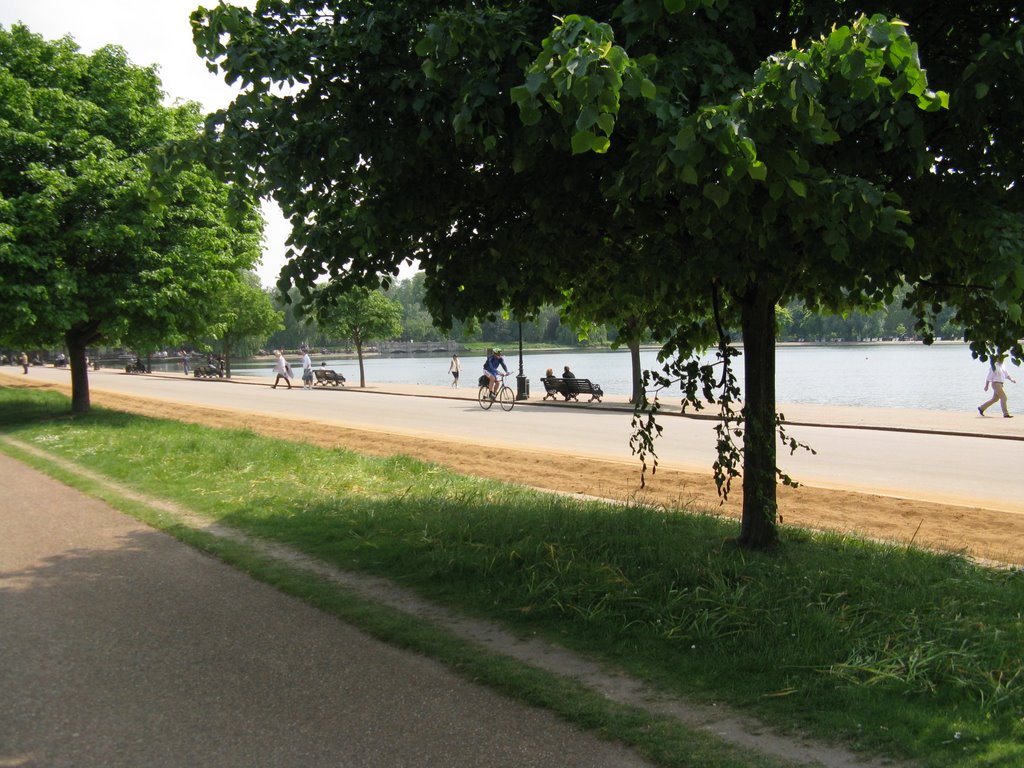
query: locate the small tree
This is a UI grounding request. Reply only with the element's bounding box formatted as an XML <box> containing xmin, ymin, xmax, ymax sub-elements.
<box><xmin>213</xmin><ymin>272</ymin><xmax>284</xmax><ymax>377</ymax></box>
<box><xmin>313</xmin><ymin>287</ymin><xmax>402</xmax><ymax>387</ymax></box>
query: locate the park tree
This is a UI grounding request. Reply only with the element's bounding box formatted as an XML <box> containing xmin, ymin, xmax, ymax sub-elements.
<box><xmin>208</xmin><ymin>271</ymin><xmax>284</xmax><ymax>376</ymax></box>
<box><xmin>192</xmin><ymin>1</ymin><xmax>1024</xmax><ymax>550</ymax></box>
<box><xmin>312</xmin><ymin>287</ymin><xmax>402</xmax><ymax>388</ymax></box>
<box><xmin>0</xmin><ymin>24</ymin><xmax>262</xmax><ymax>413</ymax></box>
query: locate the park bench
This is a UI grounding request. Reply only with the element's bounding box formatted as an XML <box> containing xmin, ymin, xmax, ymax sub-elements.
<box><xmin>541</xmin><ymin>377</ymin><xmax>604</xmax><ymax>403</ymax></box>
<box><xmin>314</xmin><ymin>368</ymin><xmax>346</xmax><ymax>387</ymax></box>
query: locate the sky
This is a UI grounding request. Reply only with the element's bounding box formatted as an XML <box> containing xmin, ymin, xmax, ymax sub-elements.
<box><xmin>1</xmin><ymin>0</ymin><xmax>292</xmax><ymax>288</ymax></box>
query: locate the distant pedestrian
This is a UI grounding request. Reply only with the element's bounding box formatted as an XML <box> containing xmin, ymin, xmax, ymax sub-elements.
<box><xmin>448</xmin><ymin>354</ymin><xmax>461</xmax><ymax>387</ymax></box>
<box><xmin>181</xmin><ymin>350</ymin><xmax>190</xmax><ymax>376</ymax></box>
<box><xmin>19</xmin><ymin>352</ymin><xmax>29</xmax><ymax>374</ymax></box>
<box><xmin>978</xmin><ymin>355</ymin><xmax>1017</xmax><ymax>418</ymax></box>
<box><xmin>301</xmin><ymin>349</ymin><xmax>313</xmax><ymax>389</ymax></box>
<box><xmin>272</xmin><ymin>350</ymin><xmax>293</xmax><ymax>389</ymax></box>
<box><xmin>562</xmin><ymin>365</ymin><xmax>575</xmax><ymax>379</ymax></box>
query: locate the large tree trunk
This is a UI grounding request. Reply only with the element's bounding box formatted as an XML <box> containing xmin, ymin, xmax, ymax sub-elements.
<box><xmin>65</xmin><ymin>322</ymin><xmax>99</xmax><ymax>415</ymax></box>
<box><xmin>628</xmin><ymin>337</ymin><xmax>643</xmax><ymax>404</ymax></box>
<box><xmin>737</xmin><ymin>287</ymin><xmax>779</xmax><ymax>550</ymax></box>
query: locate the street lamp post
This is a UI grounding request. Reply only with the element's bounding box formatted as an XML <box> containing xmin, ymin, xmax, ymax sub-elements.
<box><xmin>516</xmin><ymin>321</ymin><xmax>529</xmax><ymax>400</ymax></box>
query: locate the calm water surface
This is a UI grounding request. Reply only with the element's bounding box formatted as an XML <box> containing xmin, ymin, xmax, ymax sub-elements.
<box><xmin>151</xmin><ymin>343</ymin><xmax>1009</xmax><ymax>412</ymax></box>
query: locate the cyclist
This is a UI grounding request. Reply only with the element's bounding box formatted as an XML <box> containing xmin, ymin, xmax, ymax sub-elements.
<box><xmin>483</xmin><ymin>348</ymin><xmax>509</xmax><ymax>399</ymax></box>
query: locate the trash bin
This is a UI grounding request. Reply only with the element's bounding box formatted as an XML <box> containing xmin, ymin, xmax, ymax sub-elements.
<box><xmin>516</xmin><ymin>375</ymin><xmax>530</xmax><ymax>400</ymax></box>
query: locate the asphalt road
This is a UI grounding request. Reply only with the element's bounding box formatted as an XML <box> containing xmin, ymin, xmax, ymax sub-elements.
<box><xmin>9</xmin><ymin>366</ymin><xmax>1024</xmax><ymax>514</ymax></box>
<box><xmin>0</xmin><ymin>451</ymin><xmax>653</xmax><ymax>768</ymax></box>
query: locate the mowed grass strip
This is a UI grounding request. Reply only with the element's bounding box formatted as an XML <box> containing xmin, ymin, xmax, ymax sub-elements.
<box><xmin>2</xmin><ymin>387</ymin><xmax>1022</xmax><ymax>768</ymax></box>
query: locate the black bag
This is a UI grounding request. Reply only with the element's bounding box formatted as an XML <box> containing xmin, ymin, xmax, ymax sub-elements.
<box><xmin>478</xmin><ymin>374</ymin><xmax>490</xmax><ymax>387</ymax></box>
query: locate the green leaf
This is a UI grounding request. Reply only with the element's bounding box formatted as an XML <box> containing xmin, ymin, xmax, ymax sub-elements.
<box><xmin>673</xmin><ymin>123</ymin><xmax>696</xmax><ymax>150</ymax></box>
<box><xmin>748</xmin><ymin>161</ymin><xmax>768</xmax><ymax>181</ymax></box>
<box><xmin>571</xmin><ymin>129</ymin><xmax>597</xmax><ymax>154</ymax></box>
<box><xmin>509</xmin><ymin>85</ymin><xmax>531</xmax><ymax>105</ymax></box>
<box><xmin>640</xmin><ymin>78</ymin><xmax>657</xmax><ymax>99</ymax></box>
<box><xmin>518</xmin><ymin>102</ymin><xmax>542</xmax><ymax>126</ymax></box>
<box><xmin>664</xmin><ymin>0</ymin><xmax>688</xmax><ymax>13</ymax></box>
<box><xmin>681</xmin><ymin>165</ymin><xmax>698</xmax><ymax>185</ymax></box>
<box><xmin>974</xmin><ymin>82</ymin><xmax>989</xmax><ymax>100</ymax></box>
<box><xmin>575</xmin><ymin>105</ymin><xmax>599</xmax><ymax>132</ymax></box>
<box><xmin>827</xmin><ymin>26</ymin><xmax>852</xmax><ymax>55</ymax></box>
<box><xmin>702</xmin><ymin>183</ymin><xmax>730</xmax><ymax>208</ymax></box>
<box><xmin>414</xmin><ymin>37</ymin><xmax>434</xmax><ymax>57</ymax></box>
<box><xmin>787</xmin><ymin>179</ymin><xmax>807</xmax><ymax>198</ymax></box>
<box><xmin>840</xmin><ymin>49</ymin><xmax>866</xmax><ymax>80</ymax></box>
<box><xmin>524</xmin><ymin>71</ymin><xmax>548</xmax><ymax>96</ymax></box>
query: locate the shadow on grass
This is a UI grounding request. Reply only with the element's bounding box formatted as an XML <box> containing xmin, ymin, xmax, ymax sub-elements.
<box><xmin>0</xmin><ymin>386</ymin><xmax>144</xmax><ymax>432</ymax></box>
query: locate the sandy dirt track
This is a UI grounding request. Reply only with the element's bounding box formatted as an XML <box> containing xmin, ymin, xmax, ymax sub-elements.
<box><xmin>5</xmin><ymin>374</ymin><xmax>1023</xmax><ymax>567</ymax></box>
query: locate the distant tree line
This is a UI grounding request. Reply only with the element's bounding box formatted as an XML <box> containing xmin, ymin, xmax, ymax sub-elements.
<box><xmin>778</xmin><ymin>285</ymin><xmax>963</xmax><ymax>343</ymax></box>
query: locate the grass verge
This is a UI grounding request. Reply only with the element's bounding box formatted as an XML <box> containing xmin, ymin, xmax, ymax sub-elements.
<box><xmin>2</xmin><ymin>386</ymin><xmax>1022</xmax><ymax>767</ymax></box>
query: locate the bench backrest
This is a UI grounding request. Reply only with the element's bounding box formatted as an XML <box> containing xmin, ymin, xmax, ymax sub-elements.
<box><xmin>542</xmin><ymin>376</ymin><xmax>564</xmax><ymax>391</ymax></box>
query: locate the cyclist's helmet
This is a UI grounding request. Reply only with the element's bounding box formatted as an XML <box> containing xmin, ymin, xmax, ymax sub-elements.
<box><xmin>493</xmin><ymin>348</ymin><xmax>502</xmax><ymax>355</ymax></box>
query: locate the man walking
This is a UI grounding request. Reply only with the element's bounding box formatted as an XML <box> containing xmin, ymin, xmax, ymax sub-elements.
<box><xmin>301</xmin><ymin>349</ymin><xmax>313</xmax><ymax>389</ymax></box>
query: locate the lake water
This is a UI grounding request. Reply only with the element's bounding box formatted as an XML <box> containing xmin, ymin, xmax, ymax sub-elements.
<box><xmin>153</xmin><ymin>343</ymin><xmax>1010</xmax><ymax>412</ymax></box>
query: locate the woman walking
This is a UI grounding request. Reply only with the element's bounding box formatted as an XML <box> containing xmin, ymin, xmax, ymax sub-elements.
<box><xmin>272</xmin><ymin>350</ymin><xmax>293</xmax><ymax>390</ymax></box>
<box><xmin>448</xmin><ymin>354</ymin><xmax>460</xmax><ymax>387</ymax></box>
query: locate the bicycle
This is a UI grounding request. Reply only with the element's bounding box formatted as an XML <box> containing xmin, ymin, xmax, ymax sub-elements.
<box><xmin>478</xmin><ymin>372</ymin><xmax>515</xmax><ymax>411</ymax></box>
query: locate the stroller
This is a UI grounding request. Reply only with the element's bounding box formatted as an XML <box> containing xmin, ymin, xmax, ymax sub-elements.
<box><xmin>193</xmin><ymin>362</ymin><xmax>225</xmax><ymax>378</ymax></box>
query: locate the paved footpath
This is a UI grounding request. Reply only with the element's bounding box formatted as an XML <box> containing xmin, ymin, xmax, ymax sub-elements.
<box><xmin>0</xmin><ymin>452</ymin><xmax>652</xmax><ymax>768</ymax></box>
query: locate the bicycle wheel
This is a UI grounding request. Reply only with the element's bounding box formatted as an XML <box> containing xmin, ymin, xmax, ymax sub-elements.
<box><xmin>498</xmin><ymin>385</ymin><xmax>515</xmax><ymax>411</ymax></box>
<box><xmin>478</xmin><ymin>385</ymin><xmax>494</xmax><ymax>410</ymax></box>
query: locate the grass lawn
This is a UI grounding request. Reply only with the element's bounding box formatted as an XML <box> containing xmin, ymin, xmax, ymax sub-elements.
<box><xmin>2</xmin><ymin>387</ymin><xmax>1021</xmax><ymax>767</ymax></box>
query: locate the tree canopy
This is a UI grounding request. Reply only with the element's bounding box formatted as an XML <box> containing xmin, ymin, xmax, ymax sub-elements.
<box><xmin>192</xmin><ymin>0</ymin><xmax>1024</xmax><ymax>549</ymax></box>
<box><xmin>0</xmin><ymin>23</ymin><xmax>263</xmax><ymax>412</ymax></box>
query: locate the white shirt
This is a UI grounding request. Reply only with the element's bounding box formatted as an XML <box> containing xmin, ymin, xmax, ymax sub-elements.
<box><xmin>986</xmin><ymin>363</ymin><xmax>1012</xmax><ymax>384</ymax></box>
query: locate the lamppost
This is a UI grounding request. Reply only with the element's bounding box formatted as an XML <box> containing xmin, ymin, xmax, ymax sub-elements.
<box><xmin>516</xmin><ymin>320</ymin><xmax>529</xmax><ymax>400</ymax></box>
